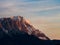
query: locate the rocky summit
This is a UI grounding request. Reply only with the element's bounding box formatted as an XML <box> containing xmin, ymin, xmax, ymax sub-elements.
<box><xmin>0</xmin><ymin>16</ymin><xmax>54</xmax><ymax>45</ymax></box>
<box><xmin>0</xmin><ymin>16</ymin><xmax>50</xmax><ymax>40</ymax></box>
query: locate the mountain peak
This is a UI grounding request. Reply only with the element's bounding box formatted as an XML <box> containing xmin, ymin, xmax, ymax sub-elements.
<box><xmin>0</xmin><ymin>16</ymin><xmax>50</xmax><ymax>40</ymax></box>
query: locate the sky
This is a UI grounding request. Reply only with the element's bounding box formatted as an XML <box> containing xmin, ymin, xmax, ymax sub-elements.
<box><xmin>0</xmin><ymin>0</ymin><xmax>60</xmax><ymax>40</ymax></box>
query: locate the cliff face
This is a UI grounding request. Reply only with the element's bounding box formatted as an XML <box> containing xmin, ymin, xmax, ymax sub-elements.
<box><xmin>0</xmin><ymin>16</ymin><xmax>50</xmax><ymax>40</ymax></box>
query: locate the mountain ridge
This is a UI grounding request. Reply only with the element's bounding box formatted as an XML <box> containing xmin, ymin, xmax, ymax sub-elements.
<box><xmin>0</xmin><ymin>16</ymin><xmax>50</xmax><ymax>40</ymax></box>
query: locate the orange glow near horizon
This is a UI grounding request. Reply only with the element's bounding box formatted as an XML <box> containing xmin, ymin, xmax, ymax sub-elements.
<box><xmin>30</xmin><ymin>17</ymin><xmax>60</xmax><ymax>40</ymax></box>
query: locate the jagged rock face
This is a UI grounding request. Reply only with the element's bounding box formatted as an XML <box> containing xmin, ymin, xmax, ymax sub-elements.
<box><xmin>0</xmin><ymin>16</ymin><xmax>50</xmax><ymax>40</ymax></box>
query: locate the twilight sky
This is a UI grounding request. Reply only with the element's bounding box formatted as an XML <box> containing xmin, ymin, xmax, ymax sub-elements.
<box><xmin>0</xmin><ymin>0</ymin><xmax>60</xmax><ymax>39</ymax></box>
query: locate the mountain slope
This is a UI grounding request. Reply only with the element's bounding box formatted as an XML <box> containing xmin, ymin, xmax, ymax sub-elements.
<box><xmin>0</xmin><ymin>16</ymin><xmax>50</xmax><ymax>40</ymax></box>
<box><xmin>0</xmin><ymin>16</ymin><xmax>55</xmax><ymax>45</ymax></box>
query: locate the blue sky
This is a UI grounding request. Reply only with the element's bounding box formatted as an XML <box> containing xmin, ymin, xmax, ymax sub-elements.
<box><xmin>0</xmin><ymin>0</ymin><xmax>60</xmax><ymax>39</ymax></box>
<box><xmin>0</xmin><ymin>0</ymin><xmax>60</xmax><ymax>17</ymax></box>
<box><xmin>0</xmin><ymin>0</ymin><xmax>59</xmax><ymax>23</ymax></box>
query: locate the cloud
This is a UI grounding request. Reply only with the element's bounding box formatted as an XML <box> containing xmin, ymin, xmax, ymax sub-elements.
<box><xmin>0</xmin><ymin>0</ymin><xmax>60</xmax><ymax>18</ymax></box>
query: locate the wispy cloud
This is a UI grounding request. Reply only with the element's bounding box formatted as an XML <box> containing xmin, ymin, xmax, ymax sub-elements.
<box><xmin>0</xmin><ymin>0</ymin><xmax>60</xmax><ymax>17</ymax></box>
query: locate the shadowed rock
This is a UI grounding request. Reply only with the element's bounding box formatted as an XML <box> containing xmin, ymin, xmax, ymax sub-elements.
<box><xmin>0</xmin><ymin>16</ymin><xmax>54</xmax><ymax>45</ymax></box>
<box><xmin>0</xmin><ymin>16</ymin><xmax>50</xmax><ymax>40</ymax></box>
